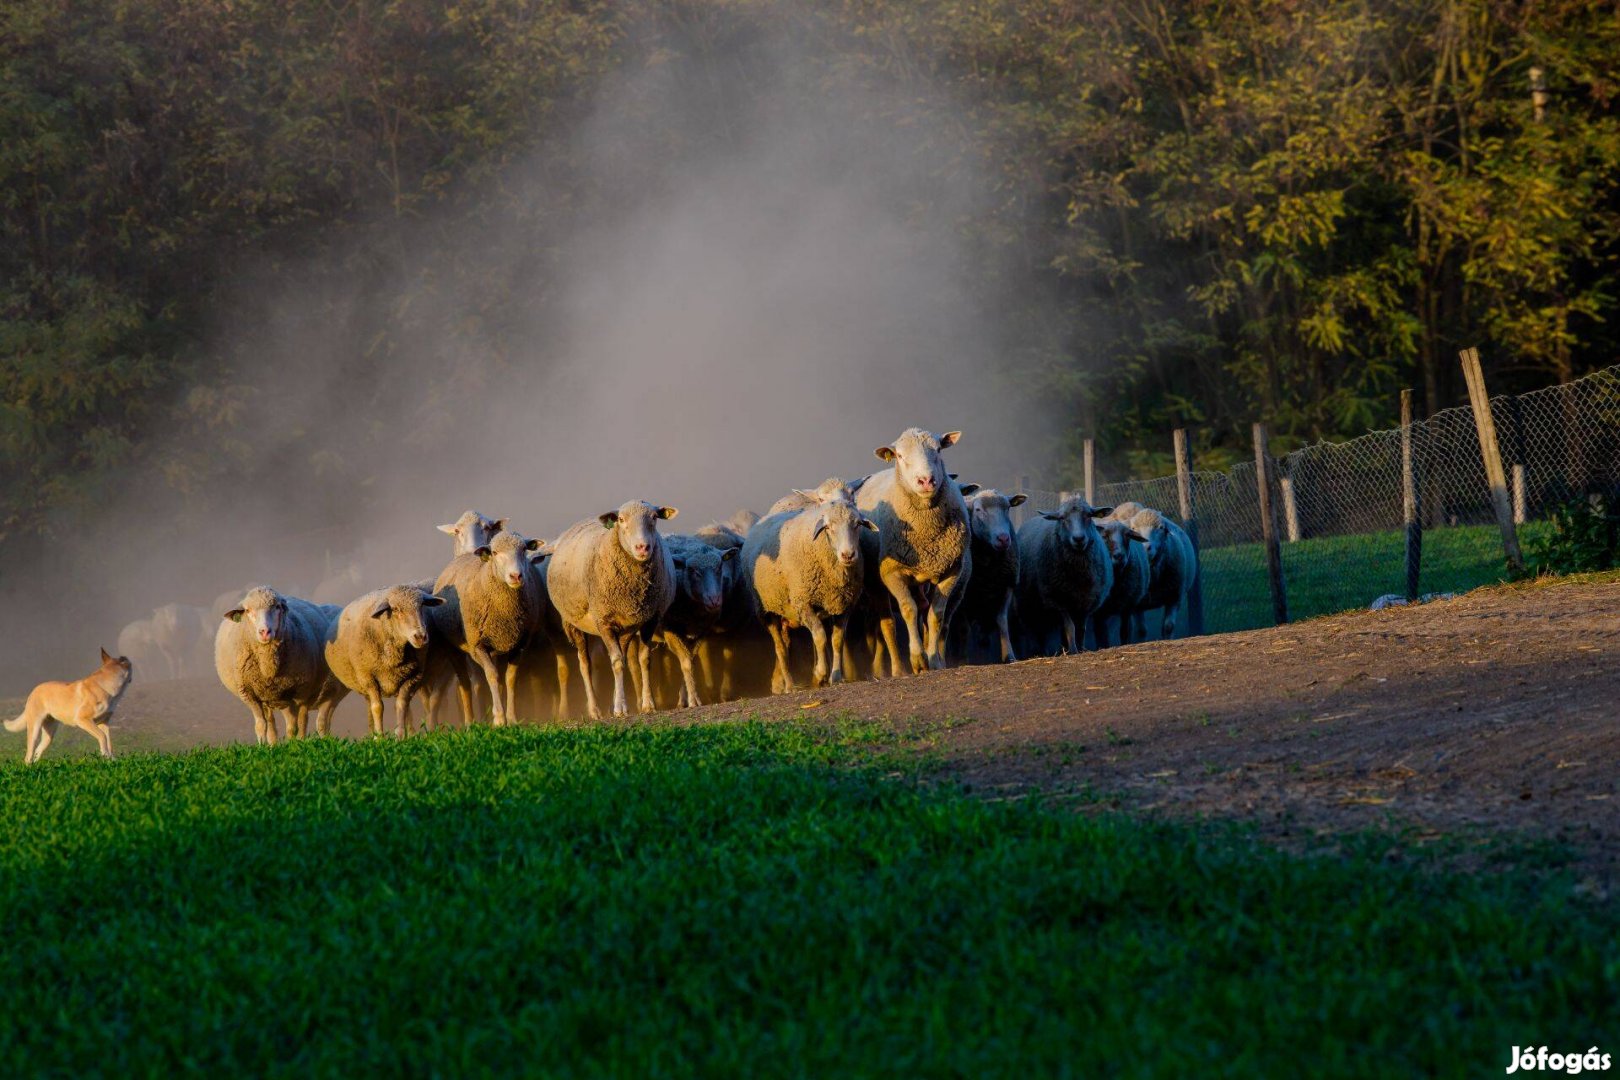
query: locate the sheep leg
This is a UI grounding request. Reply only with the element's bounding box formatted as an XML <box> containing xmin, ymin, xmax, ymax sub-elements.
<box><xmin>624</xmin><ymin>639</ymin><xmax>644</xmax><ymax>713</ymax></box>
<box><xmin>503</xmin><ymin>658</ymin><xmax>521</xmax><ymax>725</ymax></box>
<box><xmin>766</xmin><ymin>619</ymin><xmax>795</xmax><ymax>693</ymax></box>
<box><xmin>804</xmin><ymin>615</ymin><xmax>831</xmax><ymax>688</ymax></box>
<box><xmin>364</xmin><ymin>691</ymin><xmax>384</xmax><ymax>738</ymax></box>
<box><xmin>1130</xmin><ymin>610</ymin><xmax>1147</xmax><ymax>643</ymax></box>
<box><xmin>395</xmin><ymin>690</ymin><xmax>415</xmax><ymax>739</ymax></box>
<box><xmin>879</xmin><ymin>567</ymin><xmax>927</xmax><ymax>675</ymax></box>
<box><xmin>288</xmin><ymin>704</ymin><xmax>308</xmax><ymax>739</ymax></box>
<box><xmin>565</xmin><ymin>624</ymin><xmax>603</xmax><ymax>721</ymax></box>
<box><xmin>1060</xmin><ymin>613</ymin><xmax>1078</xmax><ymax>656</ymax></box>
<box><xmin>601</xmin><ymin>632</ymin><xmax>630</xmax><ymax>718</ymax></box>
<box><xmin>830</xmin><ymin>616</ymin><xmax>849</xmax><ymax>685</ymax></box>
<box><xmin>720</xmin><ymin>642</ymin><xmax>737</xmax><ymax>701</ymax></box>
<box><xmin>1161</xmin><ymin>602</ymin><xmax>1178</xmax><ymax>640</ymax></box>
<box><xmin>554</xmin><ymin>652</ymin><xmax>572</xmax><ymax>719</ymax></box>
<box><xmin>469</xmin><ymin>645</ymin><xmax>506</xmax><ymax>727</ymax></box>
<box><xmin>925</xmin><ymin>568</ymin><xmax>965</xmax><ymax>671</ymax></box>
<box><xmin>315</xmin><ymin>700</ymin><xmax>337</xmax><ymax>737</ymax></box>
<box><xmin>635</xmin><ymin>635</ymin><xmax>657</xmax><ymax>714</ymax></box>
<box><xmin>696</xmin><ymin>640</ymin><xmax>718</xmax><ymax>702</ymax></box>
<box><xmin>661</xmin><ymin>632</ymin><xmax>702</xmax><ymax>708</ymax></box>
<box><xmin>996</xmin><ymin>593</ymin><xmax>1017</xmax><ymax>663</ymax></box>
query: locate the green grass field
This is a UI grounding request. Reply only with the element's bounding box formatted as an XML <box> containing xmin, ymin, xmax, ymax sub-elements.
<box><xmin>1</xmin><ymin>722</ymin><xmax>1613</xmax><ymax>1076</ymax></box>
<box><xmin>1197</xmin><ymin>522</ymin><xmax>1553</xmax><ymax>634</ymax></box>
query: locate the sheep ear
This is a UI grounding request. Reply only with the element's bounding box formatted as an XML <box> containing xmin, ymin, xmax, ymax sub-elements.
<box><xmin>792</xmin><ymin>489</ymin><xmax>814</xmax><ymax>499</ymax></box>
<box><xmin>812</xmin><ymin>519</ymin><xmax>830</xmax><ymax>542</ymax></box>
<box><xmin>1091</xmin><ymin>505</ymin><xmax>1115</xmax><ymax>519</ymax></box>
<box><xmin>225</xmin><ymin>607</ymin><xmax>246</xmax><ymax>622</ymax></box>
<box><xmin>528</xmin><ymin>551</ymin><xmax>551</xmax><ymax>564</ymax></box>
<box><xmin>657</xmin><ymin>506</ymin><xmax>678</xmax><ymax>520</ymax></box>
<box><xmin>721</xmin><ymin>547</ymin><xmax>738</xmax><ymax>562</ymax></box>
<box><xmin>598</xmin><ymin>512</ymin><xmax>619</xmax><ymax>529</ymax></box>
<box><xmin>939</xmin><ymin>431</ymin><xmax>962</xmax><ymax>448</ymax></box>
<box><xmin>1009</xmin><ymin>494</ymin><xmax>1029</xmax><ymax>507</ymax></box>
<box><xmin>1040</xmin><ymin>512</ymin><xmax>1061</xmax><ymax>521</ymax></box>
<box><xmin>437</xmin><ymin>523</ymin><xmax>458</xmax><ymax>536</ymax></box>
<box><xmin>524</xmin><ymin>537</ymin><xmax>541</xmax><ymax>552</ymax></box>
<box><xmin>493</xmin><ymin>518</ymin><xmax>508</xmax><ymax>530</ymax></box>
<box><xmin>421</xmin><ymin>595</ymin><xmax>447</xmax><ymax>607</ymax></box>
<box><xmin>672</xmin><ymin>556</ymin><xmax>687</xmax><ymax>570</ymax></box>
<box><xmin>874</xmin><ymin>446</ymin><xmax>896</xmax><ymax>462</ymax></box>
<box><xmin>370</xmin><ymin>600</ymin><xmax>392</xmax><ymax>619</ymax></box>
<box><xmin>100</xmin><ymin>646</ymin><xmax>113</xmax><ymax>663</ymax></box>
<box><xmin>958</xmin><ymin>483</ymin><xmax>981</xmax><ymax>497</ymax></box>
<box><xmin>860</xmin><ymin>517</ymin><xmax>880</xmax><ymax>532</ymax></box>
<box><xmin>848</xmin><ymin>476</ymin><xmax>867</xmax><ymax>493</ymax></box>
<box><xmin>1126</xmin><ymin>529</ymin><xmax>1149</xmax><ymax>543</ymax></box>
<box><xmin>474</xmin><ymin>546</ymin><xmax>493</xmax><ymax>561</ymax></box>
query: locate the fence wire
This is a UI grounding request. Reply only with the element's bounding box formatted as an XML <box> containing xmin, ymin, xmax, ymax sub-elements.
<box><xmin>1011</xmin><ymin>364</ymin><xmax>1620</xmax><ymax>636</ymax></box>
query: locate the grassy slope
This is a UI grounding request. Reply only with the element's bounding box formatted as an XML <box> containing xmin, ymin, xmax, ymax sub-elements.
<box><xmin>1198</xmin><ymin>522</ymin><xmax>1553</xmax><ymax>633</ymax></box>
<box><xmin>0</xmin><ymin>723</ymin><xmax>1613</xmax><ymax>1077</ymax></box>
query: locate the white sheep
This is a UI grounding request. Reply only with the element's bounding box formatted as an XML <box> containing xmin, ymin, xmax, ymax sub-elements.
<box><xmin>722</xmin><ymin>508</ymin><xmax>760</xmax><ymax>536</ymax></box>
<box><xmin>742</xmin><ymin>501</ymin><xmax>879</xmax><ymax>690</ymax></box>
<box><xmin>765</xmin><ymin>476</ymin><xmax>867</xmax><ymax>516</ymax></box>
<box><xmin>1121</xmin><ymin>507</ymin><xmax>1198</xmax><ymax>639</ymax></box>
<box><xmin>323</xmin><ymin>584</ymin><xmax>448</xmax><ymax>738</ymax></box>
<box><xmin>431</xmin><ymin>530</ymin><xmax>544</xmax><ymax>727</ymax></box>
<box><xmin>438</xmin><ymin>510</ymin><xmax>505</xmax><ymax>556</ymax></box>
<box><xmin>1015</xmin><ymin>495</ymin><xmax>1115</xmax><ymax>655</ymax></box>
<box><xmin>1092</xmin><ymin>518</ymin><xmax>1150</xmax><ymax>647</ymax></box>
<box><xmin>545</xmin><ymin>501</ymin><xmax>678</xmax><ymax>719</ymax></box>
<box><xmin>214</xmin><ymin>586</ymin><xmax>349</xmax><ymax>744</ymax></box>
<box><xmin>854</xmin><ymin>427</ymin><xmax>972</xmax><ymax>674</ymax></box>
<box><xmin>952</xmin><ymin>489</ymin><xmax>1028</xmax><ymax>663</ymax></box>
<box><xmin>690</xmin><ymin>522</ymin><xmax>771</xmax><ymax>702</ymax></box>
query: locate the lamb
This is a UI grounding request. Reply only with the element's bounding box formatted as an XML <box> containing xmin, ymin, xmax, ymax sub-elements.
<box><xmin>214</xmin><ymin>586</ymin><xmax>349</xmax><ymax>744</ymax></box>
<box><xmin>323</xmin><ymin>584</ymin><xmax>447</xmax><ymax>738</ymax></box>
<box><xmin>1015</xmin><ymin>495</ymin><xmax>1116</xmax><ymax>655</ymax></box>
<box><xmin>1091</xmin><ymin>519</ymin><xmax>1150</xmax><ymax>647</ymax></box>
<box><xmin>742</xmin><ymin>501</ymin><xmax>879</xmax><ymax>690</ymax></box>
<box><xmin>438</xmin><ymin>510</ymin><xmax>505</xmax><ymax>556</ymax></box>
<box><xmin>952</xmin><ymin>489</ymin><xmax>1029</xmax><ymax>663</ymax></box>
<box><xmin>1120</xmin><ymin>506</ymin><xmax>1198</xmax><ymax>639</ymax></box>
<box><xmin>432</xmin><ymin>530</ymin><xmax>544</xmax><ymax>727</ymax></box>
<box><xmin>854</xmin><ymin>427</ymin><xmax>972</xmax><ymax>674</ymax></box>
<box><xmin>653</xmin><ymin>534</ymin><xmax>739</xmax><ymax>706</ymax></box>
<box><xmin>545</xmin><ymin>501</ymin><xmax>678</xmax><ymax>719</ymax></box>
<box><xmin>765</xmin><ymin>476</ymin><xmax>867</xmax><ymax>516</ymax></box>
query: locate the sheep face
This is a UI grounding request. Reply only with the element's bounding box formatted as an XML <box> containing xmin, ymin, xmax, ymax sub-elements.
<box><xmin>675</xmin><ymin>546</ymin><xmax>735</xmax><ymax>616</ymax></box>
<box><xmin>371</xmin><ymin>587</ymin><xmax>446</xmax><ymax>649</ymax></box>
<box><xmin>225</xmin><ymin>587</ymin><xmax>289</xmax><ymax>646</ymax></box>
<box><xmin>1098</xmin><ymin>520</ymin><xmax>1147</xmax><ymax>573</ymax></box>
<box><xmin>875</xmin><ymin>428</ymin><xmax>961</xmax><ymax>501</ymax></box>
<box><xmin>439</xmin><ymin>510</ymin><xmax>505</xmax><ymax>556</ymax></box>
<box><xmin>475</xmin><ymin>532</ymin><xmax>542</xmax><ymax>590</ymax></box>
<box><xmin>969</xmin><ymin>491</ymin><xmax>1027</xmax><ymax>553</ymax></box>
<box><xmin>599</xmin><ymin>501</ymin><xmax>677</xmax><ymax>564</ymax></box>
<box><xmin>812</xmin><ymin>502</ymin><xmax>880</xmax><ymax>566</ymax></box>
<box><xmin>1042</xmin><ymin>498</ymin><xmax>1113</xmax><ymax>550</ymax></box>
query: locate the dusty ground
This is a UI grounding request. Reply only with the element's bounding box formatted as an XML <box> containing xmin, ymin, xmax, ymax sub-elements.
<box><xmin>7</xmin><ymin>576</ymin><xmax>1618</xmax><ymax>884</ymax></box>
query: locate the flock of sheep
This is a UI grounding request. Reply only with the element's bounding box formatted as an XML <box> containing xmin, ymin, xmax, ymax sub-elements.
<box><xmin>124</xmin><ymin>427</ymin><xmax>1199</xmax><ymax>742</ymax></box>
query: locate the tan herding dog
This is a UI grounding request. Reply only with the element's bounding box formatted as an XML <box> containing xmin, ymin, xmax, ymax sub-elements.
<box><xmin>5</xmin><ymin>648</ymin><xmax>133</xmax><ymax>764</ymax></box>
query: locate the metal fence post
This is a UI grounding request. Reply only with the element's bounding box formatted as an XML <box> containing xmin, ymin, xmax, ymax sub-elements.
<box><xmin>1458</xmin><ymin>347</ymin><xmax>1525</xmax><ymax>572</ymax></box>
<box><xmin>1253</xmin><ymin>422</ymin><xmax>1289</xmax><ymax>625</ymax></box>
<box><xmin>1173</xmin><ymin>428</ymin><xmax>1205</xmax><ymax>636</ymax></box>
<box><xmin>1401</xmin><ymin>389</ymin><xmax>1422</xmax><ymax>601</ymax></box>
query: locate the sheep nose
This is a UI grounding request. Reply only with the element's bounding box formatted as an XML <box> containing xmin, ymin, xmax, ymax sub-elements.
<box><xmin>916</xmin><ymin>477</ymin><xmax>935</xmax><ymax>490</ymax></box>
<box><xmin>633</xmin><ymin>543</ymin><xmax>651</xmax><ymax>559</ymax></box>
<box><xmin>994</xmin><ymin>535</ymin><xmax>1011</xmax><ymax>550</ymax></box>
<box><xmin>257</xmin><ymin>628</ymin><xmax>273</xmax><ymax>642</ymax></box>
<box><xmin>839</xmin><ymin>550</ymin><xmax>858</xmax><ymax>564</ymax></box>
<box><xmin>410</xmin><ymin>632</ymin><xmax>428</xmax><ymax>648</ymax></box>
<box><xmin>506</xmin><ymin>572</ymin><xmax>522</xmax><ymax>587</ymax></box>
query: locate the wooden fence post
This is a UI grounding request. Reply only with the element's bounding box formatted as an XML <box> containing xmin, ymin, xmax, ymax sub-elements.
<box><xmin>1279</xmin><ymin>476</ymin><xmax>1301</xmax><ymax>542</ymax></box>
<box><xmin>1401</xmin><ymin>389</ymin><xmax>1422</xmax><ymax>602</ymax></box>
<box><xmin>1253</xmin><ymin>422</ymin><xmax>1289</xmax><ymax>625</ymax></box>
<box><xmin>1458</xmin><ymin>347</ymin><xmax>1525</xmax><ymax>572</ymax></box>
<box><xmin>1082</xmin><ymin>439</ymin><xmax>1095</xmax><ymax>505</ymax></box>
<box><xmin>1173</xmin><ymin>428</ymin><xmax>1205</xmax><ymax>636</ymax></box>
<box><xmin>1512</xmin><ymin>464</ymin><xmax>1527</xmax><ymax>524</ymax></box>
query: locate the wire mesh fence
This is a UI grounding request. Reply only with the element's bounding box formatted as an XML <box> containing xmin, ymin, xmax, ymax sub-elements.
<box><xmin>1011</xmin><ymin>363</ymin><xmax>1620</xmax><ymax>636</ymax></box>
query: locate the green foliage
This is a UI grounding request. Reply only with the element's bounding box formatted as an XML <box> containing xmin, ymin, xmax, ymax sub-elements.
<box><xmin>1527</xmin><ymin>494</ymin><xmax>1620</xmax><ymax>575</ymax></box>
<box><xmin>0</xmin><ymin>723</ymin><xmax>1614</xmax><ymax>1074</ymax></box>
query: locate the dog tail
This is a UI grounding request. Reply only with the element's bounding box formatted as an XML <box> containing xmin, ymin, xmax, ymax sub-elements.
<box><xmin>4</xmin><ymin>713</ymin><xmax>25</xmax><ymax>733</ymax></box>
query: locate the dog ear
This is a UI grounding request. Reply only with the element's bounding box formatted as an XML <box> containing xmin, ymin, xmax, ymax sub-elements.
<box><xmin>100</xmin><ymin>646</ymin><xmax>113</xmax><ymax>663</ymax></box>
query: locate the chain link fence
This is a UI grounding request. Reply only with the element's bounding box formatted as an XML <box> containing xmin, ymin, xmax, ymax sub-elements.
<box><xmin>1012</xmin><ymin>363</ymin><xmax>1620</xmax><ymax>636</ymax></box>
